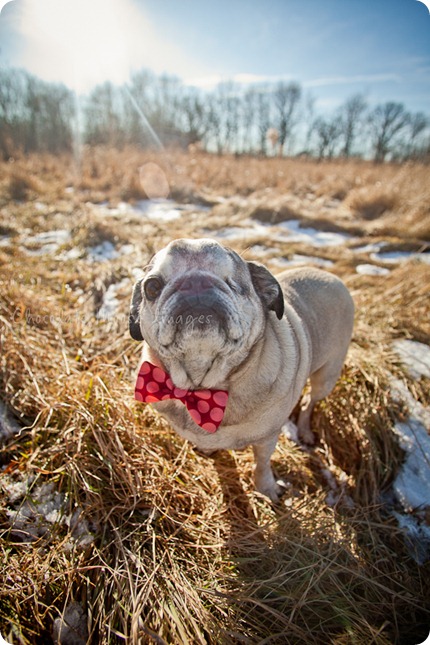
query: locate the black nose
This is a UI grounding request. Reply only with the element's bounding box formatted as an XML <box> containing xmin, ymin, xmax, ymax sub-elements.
<box><xmin>177</xmin><ymin>273</ymin><xmax>216</xmax><ymax>294</ymax></box>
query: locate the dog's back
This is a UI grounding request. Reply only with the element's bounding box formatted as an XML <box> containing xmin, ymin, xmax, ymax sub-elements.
<box><xmin>278</xmin><ymin>267</ymin><xmax>354</xmax><ymax>374</ymax></box>
<box><xmin>277</xmin><ymin>267</ymin><xmax>354</xmax><ymax>443</ymax></box>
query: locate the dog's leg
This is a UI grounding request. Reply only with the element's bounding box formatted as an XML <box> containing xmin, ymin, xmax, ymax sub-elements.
<box><xmin>252</xmin><ymin>434</ymin><xmax>283</xmax><ymax>502</ymax></box>
<box><xmin>297</xmin><ymin>362</ymin><xmax>344</xmax><ymax>444</ymax></box>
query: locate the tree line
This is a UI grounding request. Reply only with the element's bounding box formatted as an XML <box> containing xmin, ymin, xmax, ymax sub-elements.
<box><xmin>1</xmin><ymin>66</ymin><xmax>429</xmax><ymax>163</ymax></box>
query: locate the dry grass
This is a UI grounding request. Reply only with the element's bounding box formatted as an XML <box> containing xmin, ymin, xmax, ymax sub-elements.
<box><xmin>0</xmin><ymin>147</ymin><xmax>429</xmax><ymax>644</ymax></box>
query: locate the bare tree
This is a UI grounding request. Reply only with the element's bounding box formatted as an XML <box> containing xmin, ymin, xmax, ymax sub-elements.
<box><xmin>407</xmin><ymin>112</ymin><xmax>428</xmax><ymax>159</ymax></box>
<box><xmin>123</xmin><ymin>70</ymin><xmax>154</xmax><ymax>147</ymax></box>
<box><xmin>255</xmin><ymin>87</ymin><xmax>271</xmax><ymax>155</ymax></box>
<box><xmin>84</xmin><ymin>82</ymin><xmax>125</xmax><ymax>147</ymax></box>
<box><xmin>150</xmin><ymin>74</ymin><xmax>184</xmax><ymax>145</ymax></box>
<box><xmin>368</xmin><ymin>101</ymin><xmax>410</xmax><ymax>163</ymax></box>
<box><xmin>240</xmin><ymin>86</ymin><xmax>258</xmax><ymax>154</ymax></box>
<box><xmin>302</xmin><ymin>93</ymin><xmax>316</xmax><ymax>155</ymax></box>
<box><xmin>339</xmin><ymin>93</ymin><xmax>367</xmax><ymax>157</ymax></box>
<box><xmin>273</xmin><ymin>81</ymin><xmax>301</xmax><ymax>156</ymax></box>
<box><xmin>180</xmin><ymin>89</ymin><xmax>208</xmax><ymax>145</ymax></box>
<box><xmin>0</xmin><ymin>68</ymin><xmax>28</xmax><ymax>157</ymax></box>
<box><xmin>313</xmin><ymin>116</ymin><xmax>343</xmax><ymax>159</ymax></box>
<box><xmin>206</xmin><ymin>98</ymin><xmax>223</xmax><ymax>154</ymax></box>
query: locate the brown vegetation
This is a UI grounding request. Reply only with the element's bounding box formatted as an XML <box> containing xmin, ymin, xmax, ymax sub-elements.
<box><xmin>0</xmin><ymin>148</ymin><xmax>429</xmax><ymax>644</ymax></box>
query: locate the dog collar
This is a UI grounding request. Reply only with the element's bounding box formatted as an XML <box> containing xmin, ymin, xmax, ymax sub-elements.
<box><xmin>134</xmin><ymin>361</ymin><xmax>228</xmax><ymax>433</ymax></box>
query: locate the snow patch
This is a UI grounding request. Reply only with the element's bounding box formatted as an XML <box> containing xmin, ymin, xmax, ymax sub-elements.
<box><xmin>21</xmin><ymin>229</ymin><xmax>71</xmax><ymax>256</ymax></box>
<box><xmin>2</xmin><ymin>476</ymin><xmax>95</xmax><ymax>547</ymax></box>
<box><xmin>97</xmin><ymin>278</ymin><xmax>130</xmax><ymax>320</ymax></box>
<box><xmin>277</xmin><ymin>219</ymin><xmax>352</xmax><ymax>247</ymax></box>
<box><xmin>371</xmin><ymin>250</ymin><xmax>430</xmax><ymax>265</ymax></box>
<box><xmin>87</xmin><ymin>241</ymin><xmax>135</xmax><ymax>262</ymax></box>
<box><xmin>351</xmin><ymin>241</ymin><xmax>387</xmax><ymax>254</ymax></box>
<box><xmin>387</xmin><ymin>368</ymin><xmax>430</xmax><ymax>563</ymax></box>
<box><xmin>393</xmin><ymin>339</ymin><xmax>430</xmax><ymax>379</ymax></box>
<box><xmin>89</xmin><ymin>198</ymin><xmax>206</xmax><ymax>222</ymax></box>
<box><xmin>270</xmin><ymin>254</ymin><xmax>334</xmax><ymax>269</ymax></box>
<box><xmin>211</xmin><ymin>223</ymin><xmax>268</xmax><ymax>241</ymax></box>
<box><xmin>355</xmin><ymin>263</ymin><xmax>390</xmax><ymax>276</ymax></box>
<box><xmin>135</xmin><ymin>199</ymin><xmax>184</xmax><ymax>222</ymax></box>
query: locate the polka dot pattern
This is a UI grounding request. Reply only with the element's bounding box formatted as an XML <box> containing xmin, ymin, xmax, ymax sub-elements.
<box><xmin>134</xmin><ymin>361</ymin><xmax>229</xmax><ymax>433</ymax></box>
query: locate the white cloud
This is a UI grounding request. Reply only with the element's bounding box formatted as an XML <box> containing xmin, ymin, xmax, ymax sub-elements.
<box><xmin>304</xmin><ymin>73</ymin><xmax>401</xmax><ymax>88</ymax></box>
<box><xmin>185</xmin><ymin>72</ymin><xmax>294</xmax><ymax>91</ymax></box>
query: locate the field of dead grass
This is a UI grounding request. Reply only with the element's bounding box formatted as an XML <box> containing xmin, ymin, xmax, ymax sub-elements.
<box><xmin>0</xmin><ymin>147</ymin><xmax>429</xmax><ymax>644</ymax></box>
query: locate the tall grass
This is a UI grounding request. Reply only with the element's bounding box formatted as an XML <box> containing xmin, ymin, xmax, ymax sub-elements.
<box><xmin>0</xmin><ymin>148</ymin><xmax>429</xmax><ymax>644</ymax></box>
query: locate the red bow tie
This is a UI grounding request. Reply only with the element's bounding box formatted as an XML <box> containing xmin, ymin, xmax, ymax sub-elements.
<box><xmin>134</xmin><ymin>361</ymin><xmax>228</xmax><ymax>433</ymax></box>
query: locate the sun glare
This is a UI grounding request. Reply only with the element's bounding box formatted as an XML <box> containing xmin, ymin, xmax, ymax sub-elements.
<box><xmin>18</xmin><ymin>0</ymin><xmax>146</xmax><ymax>92</ymax></box>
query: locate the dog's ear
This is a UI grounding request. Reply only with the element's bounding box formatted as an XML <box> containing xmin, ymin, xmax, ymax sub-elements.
<box><xmin>247</xmin><ymin>261</ymin><xmax>284</xmax><ymax>320</ymax></box>
<box><xmin>129</xmin><ymin>280</ymin><xmax>144</xmax><ymax>341</ymax></box>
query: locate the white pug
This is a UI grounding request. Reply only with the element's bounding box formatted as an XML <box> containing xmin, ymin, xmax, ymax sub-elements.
<box><xmin>130</xmin><ymin>238</ymin><xmax>354</xmax><ymax>501</ymax></box>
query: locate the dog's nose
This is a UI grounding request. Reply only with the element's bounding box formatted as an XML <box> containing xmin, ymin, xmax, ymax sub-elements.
<box><xmin>177</xmin><ymin>273</ymin><xmax>216</xmax><ymax>294</ymax></box>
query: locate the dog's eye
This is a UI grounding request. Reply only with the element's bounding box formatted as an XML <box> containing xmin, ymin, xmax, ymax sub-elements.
<box><xmin>226</xmin><ymin>278</ymin><xmax>239</xmax><ymax>293</ymax></box>
<box><xmin>144</xmin><ymin>277</ymin><xmax>164</xmax><ymax>301</ymax></box>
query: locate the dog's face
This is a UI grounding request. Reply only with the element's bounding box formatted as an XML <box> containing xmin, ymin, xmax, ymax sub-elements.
<box><xmin>130</xmin><ymin>239</ymin><xmax>284</xmax><ymax>390</ymax></box>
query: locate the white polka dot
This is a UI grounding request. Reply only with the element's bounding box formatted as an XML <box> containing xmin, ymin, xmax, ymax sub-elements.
<box><xmin>213</xmin><ymin>391</ymin><xmax>228</xmax><ymax>407</ymax></box>
<box><xmin>202</xmin><ymin>422</ymin><xmax>217</xmax><ymax>433</ymax></box>
<box><xmin>153</xmin><ymin>367</ymin><xmax>166</xmax><ymax>383</ymax></box>
<box><xmin>210</xmin><ymin>407</ymin><xmax>224</xmax><ymax>422</ymax></box>
<box><xmin>198</xmin><ymin>400</ymin><xmax>210</xmax><ymax>414</ymax></box>
<box><xmin>195</xmin><ymin>390</ymin><xmax>211</xmax><ymax>400</ymax></box>
<box><xmin>189</xmin><ymin>409</ymin><xmax>202</xmax><ymax>425</ymax></box>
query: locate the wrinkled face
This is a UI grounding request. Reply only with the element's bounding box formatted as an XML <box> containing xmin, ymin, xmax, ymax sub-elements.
<box><xmin>130</xmin><ymin>239</ymin><xmax>283</xmax><ymax>390</ymax></box>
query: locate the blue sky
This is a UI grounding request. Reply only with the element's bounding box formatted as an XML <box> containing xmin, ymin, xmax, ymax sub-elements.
<box><xmin>0</xmin><ymin>0</ymin><xmax>429</xmax><ymax>113</ymax></box>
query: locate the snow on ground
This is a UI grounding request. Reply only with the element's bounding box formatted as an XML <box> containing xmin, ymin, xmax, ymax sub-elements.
<box><xmin>87</xmin><ymin>241</ymin><xmax>135</xmax><ymax>262</ymax></box>
<box><xmin>20</xmin><ymin>229</ymin><xmax>71</xmax><ymax>255</ymax></box>
<box><xmin>211</xmin><ymin>218</ymin><xmax>351</xmax><ymax>247</ymax></box>
<box><xmin>393</xmin><ymin>339</ymin><xmax>430</xmax><ymax>380</ymax></box>
<box><xmin>135</xmin><ymin>198</ymin><xmax>196</xmax><ymax>221</ymax></box>
<box><xmin>211</xmin><ymin>223</ymin><xmax>268</xmax><ymax>241</ymax></box>
<box><xmin>352</xmin><ymin>241</ymin><xmax>387</xmax><ymax>254</ymax></box>
<box><xmin>355</xmin><ymin>264</ymin><xmax>390</xmax><ymax>276</ymax></box>
<box><xmin>372</xmin><ymin>250</ymin><xmax>430</xmax><ymax>265</ymax></box>
<box><xmin>1</xmin><ymin>476</ymin><xmax>95</xmax><ymax>548</ymax></box>
<box><xmin>96</xmin><ymin>278</ymin><xmax>130</xmax><ymax>320</ymax></box>
<box><xmin>277</xmin><ymin>219</ymin><xmax>352</xmax><ymax>247</ymax></box>
<box><xmin>388</xmin><ymin>340</ymin><xmax>430</xmax><ymax>563</ymax></box>
<box><xmin>269</xmin><ymin>254</ymin><xmax>334</xmax><ymax>269</ymax></box>
<box><xmin>14</xmin><ymin>198</ymin><xmax>429</xmax><ymax>274</ymax></box>
<box><xmin>89</xmin><ymin>198</ymin><xmax>207</xmax><ymax>222</ymax></box>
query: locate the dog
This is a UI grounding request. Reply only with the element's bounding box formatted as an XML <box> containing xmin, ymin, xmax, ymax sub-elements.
<box><xmin>129</xmin><ymin>238</ymin><xmax>354</xmax><ymax>501</ymax></box>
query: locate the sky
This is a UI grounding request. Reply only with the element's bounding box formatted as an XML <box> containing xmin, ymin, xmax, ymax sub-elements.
<box><xmin>0</xmin><ymin>0</ymin><xmax>429</xmax><ymax>114</ymax></box>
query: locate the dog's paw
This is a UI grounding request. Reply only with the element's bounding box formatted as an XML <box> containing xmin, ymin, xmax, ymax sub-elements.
<box><xmin>256</xmin><ymin>477</ymin><xmax>287</xmax><ymax>503</ymax></box>
<box><xmin>298</xmin><ymin>427</ymin><xmax>315</xmax><ymax>445</ymax></box>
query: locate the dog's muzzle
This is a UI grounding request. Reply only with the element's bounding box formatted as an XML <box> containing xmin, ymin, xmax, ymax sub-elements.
<box><xmin>158</xmin><ymin>271</ymin><xmax>241</xmax><ymax>344</ymax></box>
<box><xmin>172</xmin><ymin>273</ymin><xmax>227</xmax><ymax>320</ymax></box>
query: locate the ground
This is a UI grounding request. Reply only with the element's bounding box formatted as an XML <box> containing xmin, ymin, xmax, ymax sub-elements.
<box><xmin>0</xmin><ymin>148</ymin><xmax>429</xmax><ymax>644</ymax></box>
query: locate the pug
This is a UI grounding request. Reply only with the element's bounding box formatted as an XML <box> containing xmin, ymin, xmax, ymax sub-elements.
<box><xmin>129</xmin><ymin>238</ymin><xmax>354</xmax><ymax>501</ymax></box>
